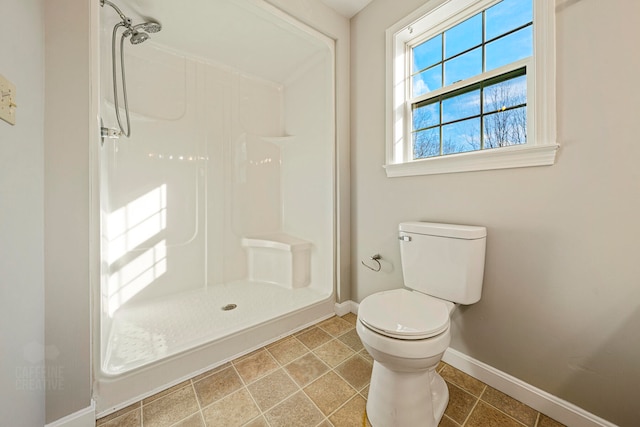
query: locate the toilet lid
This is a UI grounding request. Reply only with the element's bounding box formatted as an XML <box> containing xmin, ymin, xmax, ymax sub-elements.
<box><xmin>359</xmin><ymin>289</ymin><xmax>450</xmax><ymax>340</ymax></box>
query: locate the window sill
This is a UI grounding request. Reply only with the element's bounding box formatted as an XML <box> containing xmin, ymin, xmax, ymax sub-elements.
<box><xmin>384</xmin><ymin>143</ymin><xmax>559</xmax><ymax>177</ymax></box>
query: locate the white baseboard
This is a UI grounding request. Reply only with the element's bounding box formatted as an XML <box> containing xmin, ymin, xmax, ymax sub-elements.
<box><xmin>45</xmin><ymin>400</ymin><xmax>96</xmax><ymax>427</ymax></box>
<box><xmin>334</xmin><ymin>300</ymin><xmax>359</xmax><ymax>316</ymax></box>
<box><xmin>443</xmin><ymin>348</ymin><xmax>617</xmax><ymax>427</ymax></box>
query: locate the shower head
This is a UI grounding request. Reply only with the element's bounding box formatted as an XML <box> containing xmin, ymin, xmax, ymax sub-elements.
<box><xmin>129</xmin><ymin>30</ymin><xmax>150</xmax><ymax>45</ymax></box>
<box><xmin>101</xmin><ymin>0</ymin><xmax>162</xmax><ymax>43</ymax></box>
<box><xmin>134</xmin><ymin>22</ymin><xmax>162</xmax><ymax>33</ymax></box>
<box><xmin>121</xmin><ymin>21</ymin><xmax>161</xmax><ymax>44</ymax></box>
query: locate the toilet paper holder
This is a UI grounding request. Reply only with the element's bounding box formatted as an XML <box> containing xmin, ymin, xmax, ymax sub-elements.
<box><xmin>361</xmin><ymin>254</ymin><xmax>382</xmax><ymax>272</ymax></box>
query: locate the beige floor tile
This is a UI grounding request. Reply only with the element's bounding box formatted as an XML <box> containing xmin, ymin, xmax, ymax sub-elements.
<box><xmin>97</xmin><ymin>408</ymin><xmax>141</xmax><ymax>427</ymax></box>
<box><xmin>360</xmin><ymin>385</ymin><xmax>370</xmax><ymax>400</ymax></box>
<box><xmin>341</xmin><ymin>312</ymin><xmax>358</xmax><ymax>325</ymax></box>
<box><xmin>313</xmin><ymin>339</ymin><xmax>355</xmax><ymax>367</ymax></box>
<box><xmin>466</xmin><ymin>401</ymin><xmax>523</xmax><ymax>427</ymax></box>
<box><xmin>142</xmin><ymin>385</ymin><xmax>200</xmax><ymax>427</ymax></box>
<box><xmin>538</xmin><ymin>413</ymin><xmax>566</xmax><ymax>427</ymax></box>
<box><xmin>284</xmin><ymin>352</ymin><xmax>330</xmax><ymax>387</ymax></box>
<box><xmin>296</xmin><ymin>327</ymin><xmax>333</xmax><ymax>350</ymax></box>
<box><xmin>317</xmin><ymin>316</ymin><xmax>354</xmax><ymax>337</ymax></box>
<box><xmin>191</xmin><ymin>362</ymin><xmax>232</xmax><ymax>383</ymax></box>
<box><xmin>329</xmin><ymin>395</ymin><xmax>372</xmax><ymax>427</ymax></box>
<box><xmin>193</xmin><ymin>366</ymin><xmax>243</xmax><ymax>407</ymax></box>
<box><xmin>438</xmin><ymin>414</ymin><xmax>461</xmax><ymax>427</ymax></box>
<box><xmin>337</xmin><ymin>329</ymin><xmax>364</xmax><ymax>352</ymax></box>
<box><xmin>481</xmin><ymin>386</ymin><xmax>538</xmax><ymax>426</ymax></box>
<box><xmin>266</xmin><ymin>336</ymin><xmax>309</xmax><ymax>365</ymax></box>
<box><xmin>443</xmin><ymin>381</ymin><xmax>478</xmax><ymax>425</ymax></box>
<box><xmin>201</xmin><ymin>388</ymin><xmax>260</xmax><ymax>427</ymax></box>
<box><xmin>143</xmin><ymin>380</ymin><xmax>192</xmax><ymax>405</ymax></box>
<box><xmin>97</xmin><ymin>403</ymin><xmax>140</xmax><ymax>426</ymax></box>
<box><xmin>440</xmin><ymin>364</ymin><xmax>486</xmax><ymax>397</ymax></box>
<box><xmin>264</xmin><ymin>392</ymin><xmax>324</xmax><ymax>427</ymax></box>
<box><xmin>242</xmin><ymin>416</ymin><xmax>269</xmax><ymax>427</ymax></box>
<box><xmin>335</xmin><ymin>354</ymin><xmax>372</xmax><ymax>391</ymax></box>
<box><xmin>304</xmin><ymin>371</ymin><xmax>356</xmax><ymax>415</ymax></box>
<box><xmin>358</xmin><ymin>348</ymin><xmax>373</xmax><ymax>363</ymax></box>
<box><xmin>233</xmin><ymin>349</ymin><xmax>279</xmax><ymax>384</ymax></box>
<box><xmin>173</xmin><ymin>413</ymin><xmax>204</xmax><ymax>427</ymax></box>
<box><xmin>247</xmin><ymin>368</ymin><xmax>299</xmax><ymax>411</ymax></box>
<box><xmin>234</xmin><ymin>348</ymin><xmax>265</xmax><ymax>362</ymax></box>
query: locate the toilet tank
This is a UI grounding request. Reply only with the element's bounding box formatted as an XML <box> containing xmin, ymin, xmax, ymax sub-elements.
<box><xmin>399</xmin><ymin>222</ymin><xmax>486</xmax><ymax>304</ymax></box>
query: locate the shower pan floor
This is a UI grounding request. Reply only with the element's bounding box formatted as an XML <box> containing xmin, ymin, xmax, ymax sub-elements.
<box><xmin>103</xmin><ymin>280</ymin><xmax>329</xmax><ymax>375</ymax></box>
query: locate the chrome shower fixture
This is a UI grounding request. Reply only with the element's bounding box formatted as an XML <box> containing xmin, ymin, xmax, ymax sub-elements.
<box><xmin>133</xmin><ymin>22</ymin><xmax>162</xmax><ymax>34</ymax></box>
<box><xmin>126</xmin><ymin>30</ymin><xmax>150</xmax><ymax>45</ymax></box>
<box><xmin>100</xmin><ymin>0</ymin><xmax>131</xmax><ymax>27</ymax></box>
<box><xmin>101</xmin><ymin>0</ymin><xmax>162</xmax><ymax>45</ymax></box>
<box><xmin>100</xmin><ymin>0</ymin><xmax>162</xmax><ymax>138</ymax></box>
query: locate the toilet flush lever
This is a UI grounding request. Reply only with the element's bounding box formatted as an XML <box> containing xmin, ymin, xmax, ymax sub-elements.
<box><xmin>398</xmin><ymin>235</ymin><xmax>412</xmax><ymax>242</ymax></box>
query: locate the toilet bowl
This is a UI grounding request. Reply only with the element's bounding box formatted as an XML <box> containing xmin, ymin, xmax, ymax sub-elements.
<box><xmin>358</xmin><ymin>289</ymin><xmax>455</xmax><ymax>426</ymax></box>
<box><xmin>356</xmin><ymin>222</ymin><xmax>486</xmax><ymax>427</ymax></box>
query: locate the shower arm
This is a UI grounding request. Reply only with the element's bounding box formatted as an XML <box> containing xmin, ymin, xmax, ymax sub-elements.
<box><xmin>100</xmin><ymin>0</ymin><xmax>133</xmax><ymax>28</ymax></box>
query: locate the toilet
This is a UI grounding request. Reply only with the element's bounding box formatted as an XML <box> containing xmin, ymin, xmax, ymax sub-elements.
<box><xmin>357</xmin><ymin>222</ymin><xmax>486</xmax><ymax>427</ymax></box>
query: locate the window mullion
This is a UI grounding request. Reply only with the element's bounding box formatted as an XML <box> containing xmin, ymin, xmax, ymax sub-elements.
<box><xmin>439</xmin><ymin>97</ymin><xmax>443</xmax><ymax>155</ymax></box>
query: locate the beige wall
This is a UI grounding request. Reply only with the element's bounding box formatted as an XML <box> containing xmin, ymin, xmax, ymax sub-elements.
<box><xmin>44</xmin><ymin>0</ymin><xmax>92</xmax><ymax>422</ymax></box>
<box><xmin>351</xmin><ymin>0</ymin><xmax>640</xmax><ymax>425</ymax></box>
<box><xmin>0</xmin><ymin>1</ymin><xmax>45</xmax><ymax>425</ymax></box>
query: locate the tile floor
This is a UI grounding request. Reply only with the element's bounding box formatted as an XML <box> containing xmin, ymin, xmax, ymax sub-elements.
<box><xmin>97</xmin><ymin>314</ymin><xmax>565</xmax><ymax>427</ymax></box>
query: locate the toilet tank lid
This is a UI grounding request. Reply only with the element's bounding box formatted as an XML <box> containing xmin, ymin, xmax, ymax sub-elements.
<box><xmin>399</xmin><ymin>222</ymin><xmax>486</xmax><ymax>240</ymax></box>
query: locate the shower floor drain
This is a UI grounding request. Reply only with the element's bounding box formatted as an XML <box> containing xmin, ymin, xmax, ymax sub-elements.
<box><xmin>221</xmin><ymin>303</ymin><xmax>237</xmax><ymax>311</ymax></box>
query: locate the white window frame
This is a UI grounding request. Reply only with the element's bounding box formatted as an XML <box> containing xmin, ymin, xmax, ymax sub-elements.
<box><xmin>384</xmin><ymin>0</ymin><xmax>557</xmax><ymax>177</ymax></box>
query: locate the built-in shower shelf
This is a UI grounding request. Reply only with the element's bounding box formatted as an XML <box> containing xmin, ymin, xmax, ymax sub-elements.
<box><xmin>260</xmin><ymin>135</ymin><xmax>295</xmax><ymax>144</ymax></box>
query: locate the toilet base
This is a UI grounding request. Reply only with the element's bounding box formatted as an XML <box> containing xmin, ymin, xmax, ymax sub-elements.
<box><xmin>366</xmin><ymin>361</ymin><xmax>448</xmax><ymax>427</ymax></box>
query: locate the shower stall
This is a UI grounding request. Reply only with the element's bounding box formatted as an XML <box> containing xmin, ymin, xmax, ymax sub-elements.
<box><xmin>93</xmin><ymin>0</ymin><xmax>336</xmax><ymax>414</ymax></box>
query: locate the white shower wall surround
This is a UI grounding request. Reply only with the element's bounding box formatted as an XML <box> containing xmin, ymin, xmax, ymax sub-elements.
<box><xmin>95</xmin><ymin>0</ymin><xmax>335</xmax><ymax>414</ymax></box>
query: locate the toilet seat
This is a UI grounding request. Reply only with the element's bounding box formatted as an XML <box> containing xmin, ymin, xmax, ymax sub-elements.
<box><xmin>359</xmin><ymin>289</ymin><xmax>450</xmax><ymax>340</ymax></box>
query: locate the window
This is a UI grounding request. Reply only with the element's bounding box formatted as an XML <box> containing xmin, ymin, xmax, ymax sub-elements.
<box><xmin>385</xmin><ymin>0</ymin><xmax>557</xmax><ymax>177</ymax></box>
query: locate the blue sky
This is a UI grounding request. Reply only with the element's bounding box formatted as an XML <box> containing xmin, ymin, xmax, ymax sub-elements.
<box><xmin>411</xmin><ymin>0</ymin><xmax>532</xmax><ymax>158</ymax></box>
<box><xmin>412</xmin><ymin>0</ymin><xmax>532</xmax><ymax>97</ymax></box>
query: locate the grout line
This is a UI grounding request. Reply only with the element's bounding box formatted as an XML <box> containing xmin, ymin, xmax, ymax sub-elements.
<box><xmin>478</xmin><ymin>399</ymin><xmax>531</xmax><ymax>427</ymax></box>
<box><xmin>534</xmin><ymin>411</ymin><xmax>541</xmax><ymax>427</ymax></box>
<box><xmin>477</xmin><ymin>383</ymin><xmax>536</xmax><ymax>427</ymax></box>
<box><xmin>458</xmin><ymin>383</ymin><xmax>486</xmax><ymax>427</ymax></box>
<box><xmin>230</xmin><ymin>359</ymin><xmax>251</xmax><ymax>387</ymax></box>
<box><xmin>441</xmin><ymin>414</ymin><xmax>462</xmax><ymax>427</ymax></box>
<box><xmin>243</xmin><ymin>383</ymin><xmax>269</xmax><ymax>426</ymax></box>
<box><xmin>267</xmin><ymin>338</ymin><xmax>313</xmax><ymax>368</ymax></box>
<box><xmin>189</xmin><ymin>381</ymin><xmax>205</xmax><ymax>427</ymax></box>
<box><xmin>323</xmin><ymin>392</ymin><xmax>360</xmax><ymax>421</ymax></box>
